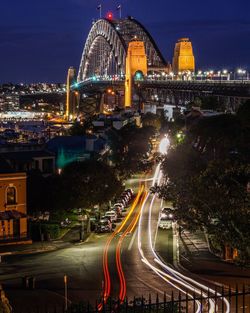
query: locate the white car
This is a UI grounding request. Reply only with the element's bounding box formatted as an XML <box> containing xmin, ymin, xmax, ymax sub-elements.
<box><xmin>105</xmin><ymin>210</ymin><xmax>117</xmax><ymax>222</ymax></box>
<box><xmin>158</xmin><ymin>217</ymin><xmax>172</xmax><ymax>230</ymax></box>
<box><xmin>114</xmin><ymin>202</ymin><xmax>124</xmax><ymax>210</ymax></box>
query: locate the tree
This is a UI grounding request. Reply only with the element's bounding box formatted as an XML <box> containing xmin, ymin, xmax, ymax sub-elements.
<box><xmin>56</xmin><ymin>160</ymin><xmax>123</xmax><ymax>209</ymax></box>
<box><xmin>157</xmin><ymin>110</ymin><xmax>250</xmax><ymax>263</ymax></box>
<box><xmin>142</xmin><ymin>112</ymin><xmax>161</xmax><ymax>131</ymax></box>
<box><xmin>108</xmin><ymin>124</ymin><xmax>156</xmax><ymax>178</ymax></box>
<box><xmin>27</xmin><ymin>170</ymin><xmax>51</xmax><ymax>213</ymax></box>
<box><xmin>237</xmin><ymin>100</ymin><xmax>250</xmax><ymax>128</ymax></box>
<box><xmin>69</xmin><ymin>116</ymin><xmax>95</xmax><ymax>136</ymax></box>
<box><xmin>189</xmin><ymin>114</ymin><xmax>243</xmax><ymax>160</ymax></box>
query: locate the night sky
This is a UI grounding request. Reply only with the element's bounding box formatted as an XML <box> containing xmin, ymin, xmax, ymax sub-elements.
<box><xmin>1</xmin><ymin>0</ymin><xmax>250</xmax><ymax>83</ymax></box>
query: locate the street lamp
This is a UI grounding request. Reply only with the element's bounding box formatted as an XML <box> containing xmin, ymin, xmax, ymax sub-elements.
<box><xmin>237</xmin><ymin>69</ymin><xmax>246</xmax><ymax>82</ymax></box>
<box><xmin>222</xmin><ymin>69</ymin><xmax>229</xmax><ymax>81</ymax></box>
<box><xmin>159</xmin><ymin>135</ymin><xmax>170</xmax><ymax>155</ymax></box>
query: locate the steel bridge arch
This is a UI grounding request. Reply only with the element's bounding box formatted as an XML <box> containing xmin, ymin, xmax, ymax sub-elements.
<box><xmin>78</xmin><ymin>17</ymin><xmax>166</xmax><ymax>82</ymax></box>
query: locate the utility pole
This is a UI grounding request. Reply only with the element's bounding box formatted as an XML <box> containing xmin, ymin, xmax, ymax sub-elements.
<box><xmin>117</xmin><ymin>4</ymin><xmax>122</xmax><ymax>19</ymax></box>
<box><xmin>97</xmin><ymin>4</ymin><xmax>102</xmax><ymax>19</ymax></box>
<box><xmin>64</xmin><ymin>275</ymin><xmax>68</xmax><ymax>311</ymax></box>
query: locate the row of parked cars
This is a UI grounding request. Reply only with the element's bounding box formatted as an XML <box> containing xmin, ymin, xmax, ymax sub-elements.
<box><xmin>95</xmin><ymin>189</ymin><xmax>134</xmax><ymax>233</ymax></box>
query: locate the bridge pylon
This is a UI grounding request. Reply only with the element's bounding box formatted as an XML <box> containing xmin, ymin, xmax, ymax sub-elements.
<box><xmin>66</xmin><ymin>67</ymin><xmax>78</xmax><ymax>120</ymax></box>
<box><xmin>125</xmin><ymin>41</ymin><xmax>147</xmax><ymax>108</ymax></box>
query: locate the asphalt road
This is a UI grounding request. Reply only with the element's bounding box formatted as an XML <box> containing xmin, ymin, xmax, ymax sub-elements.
<box><xmin>1</xmin><ymin>166</ymin><xmax>250</xmax><ymax>312</ymax></box>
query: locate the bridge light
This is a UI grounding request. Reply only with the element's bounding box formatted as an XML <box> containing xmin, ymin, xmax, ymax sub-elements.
<box><xmin>134</xmin><ymin>71</ymin><xmax>143</xmax><ymax>81</ymax></box>
<box><xmin>106</xmin><ymin>12</ymin><xmax>113</xmax><ymax>20</ymax></box>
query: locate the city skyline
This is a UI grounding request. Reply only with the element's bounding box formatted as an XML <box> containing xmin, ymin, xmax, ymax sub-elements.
<box><xmin>1</xmin><ymin>0</ymin><xmax>250</xmax><ymax>83</ymax></box>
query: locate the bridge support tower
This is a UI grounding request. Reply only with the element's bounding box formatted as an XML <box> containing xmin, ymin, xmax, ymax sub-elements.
<box><xmin>125</xmin><ymin>41</ymin><xmax>147</xmax><ymax>108</ymax></box>
<box><xmin>172</xmin><ymin>38</ymin><xmax>195</xmax><ymax>75</ymax></box>
<box><xmin>66</xmin><ymin>67</ymin><xmax>78</xmax><ymax>120</ymax></box>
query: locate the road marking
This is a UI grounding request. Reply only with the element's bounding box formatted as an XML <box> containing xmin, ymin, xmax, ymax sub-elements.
<box><xmin>128</xmin><ymin>229</ymin><xmax>137</xmax><ymax>251</ymax></box>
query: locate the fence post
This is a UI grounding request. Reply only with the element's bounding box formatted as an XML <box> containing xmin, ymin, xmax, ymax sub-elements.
<box><xmin>200</xmin><ymin>290</ymin><xmax>203</xmax><ymax>313</ymax></box>
<box><xmin>221</xmin><ymin>286</ymin><xmax>224</xmax><ymax>313</ymax></box>
<box><xmin>207</xmin><ymin>288</ymin><xmax>210</xmax><ymax>313</ymax></box>
<box><xmin>149</xmin><ymin>293</ymin><xmax>152</xmax><ymax>313</ymax></box>
<box><xmin>171</xmin><ymin>291</ymin><xmax>174</xmax><ymax>313</ymax></box>
<box><xmin>141</xmin><ymin>294</ymin><xmax>144</xmax><ymax>313</ymax></box>
<box><xmin>235</xmin><ymin>284</ymin><xmax>238</xmax><ymax>313</ymax></box>
<box><xmin>228</xmin><ymin>285</ymin><xmax>232</xmax><ymax>308</ymax></box>
<box><xmin>103</xmin><ymin>296</ymin><xmax>106</xmax><ymax>313</ymax></box>
<box><xmin>185</xmin><ymin>292</ymin><xmax>188</xmax><ymax>313</ymax></box>
<box><xmin>214</xmin><ymin>288</ymin><xmax>217</xmax><ymax>313</ymax></box>
<box><xmin>156</xmin><ymin>293</ymin><xmax>159</xmax><ymax>313</ymax></box>
<box><xmin>193</xmin><ymin>291</ymin><xmax>196</xmax><ymax>313</ymax></box>
<box><xmin>118</xmin><ymin>297</ymin><xmax>121</xmax><ymax>312</ymax></box>
<box><xmin>178</xmin><ymin>291</ymin><xmax>181</xmax><ymax>313</ymax></box>
<box><xmin>242</xmin><ymin>284</ymin><xmax>246</xmax><ymax>313</ymax></box>
<box><xmin>164</xmin><ymin>292</ymin><xmax>167</xmax><ymax>313</ymax></box>
<box><xmin>109</xmin><ymin>297</ymin><xmax>112</xmax><ymax>313</ymax></box>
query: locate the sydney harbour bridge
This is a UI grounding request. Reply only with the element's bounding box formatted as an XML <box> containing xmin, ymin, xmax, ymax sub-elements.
<box><xmin>68</xmin><ymin>16</ymin><xmax>250</xmax><ymax>116</ymax></box>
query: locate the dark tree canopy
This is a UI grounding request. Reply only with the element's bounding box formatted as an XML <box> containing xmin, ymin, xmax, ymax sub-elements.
<box><xmin>158</xmin><ymin>110</ymin><xmax>250</xmax><ymax>262</ymax></box>
<box><xmin>27</xmin><ymin>160</ymin><xmax>123</xmax><ymax>213</ymax></box>
<box><xmin>108</xmin><ymin>124</ymin><xmax>156</xmax><ymax>178</ymax></box>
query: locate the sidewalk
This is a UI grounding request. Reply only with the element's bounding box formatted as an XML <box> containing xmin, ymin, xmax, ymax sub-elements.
<box><xmin>0</xmin><ymin>225</ymin><xmax>91</xmax><ymax>258</ymax></box>
<box><xmin>178</xmin><ymin>229</ymin><xmax>250</xmax><ymax>288</ymax></box>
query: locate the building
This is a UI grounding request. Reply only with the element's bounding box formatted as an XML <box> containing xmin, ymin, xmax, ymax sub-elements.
<box><xmin>92</xmin><ymin>111</ymin><xmax>141</xmax><ymax>131</ymax></box>
<box><xmin>0</xmin><ymin>150</ymin><xmax>56</xmax><ymax>176</ymax></box>
<box><xmin>0</xmin><ymin>172</ymin><xmax>28</xmax><ymax>242</ymax></box>
<box><xmin>172</xmin><ymin>38</ymin><xmax>195</xmax><ymax>74</ymax></box>
<box><xmin>46</xmin><ymin>135</ymin><xmax>109</xmax><ymax>170</ymax></box>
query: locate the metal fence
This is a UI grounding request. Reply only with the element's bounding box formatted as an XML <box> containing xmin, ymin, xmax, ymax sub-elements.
<box><xmin>17</xmin><ymin>285</ymin><xmax>250</xmax><ymax>313</ymax></box>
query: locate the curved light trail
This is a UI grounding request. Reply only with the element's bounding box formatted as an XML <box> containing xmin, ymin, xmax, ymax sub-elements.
<box><xmin>137</xmin><ymin>163</ymin><xmax>230</xmax><ymax>313</ymax></box>
<box><xmin>99</xmin><ymin>185</ymin><xmax>145</xmax><ymax>309</ymax></box>
<box><xmin>116</xmin><ymin>192</ymin><xmax>147</xmax><ymax>302</ymax></box>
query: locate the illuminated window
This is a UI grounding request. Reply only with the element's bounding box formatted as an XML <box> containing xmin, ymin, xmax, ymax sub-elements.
<box><xmin>6</xmin><ymin>187</ymin><xmax>16</xmax><ymax>205</ymax></box>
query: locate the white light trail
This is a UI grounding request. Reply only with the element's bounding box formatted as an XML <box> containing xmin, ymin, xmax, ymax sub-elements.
<box><xmin>137</xmin><ymin>163</ymin><xmax>230</xmax><ymax>313</ymax></box>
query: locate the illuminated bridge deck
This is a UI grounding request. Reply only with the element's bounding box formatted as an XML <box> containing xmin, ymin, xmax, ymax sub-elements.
<box><xmin>74</xmin><ymin>79</ymin><xmax>250</xmax><ymax>98</ymax></box>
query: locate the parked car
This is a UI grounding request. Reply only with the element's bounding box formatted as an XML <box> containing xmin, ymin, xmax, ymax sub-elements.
<box><xmin>121</xmin><ymin>193</ymin><xmax>130</xmax><ymax>201</ymax></box>
<box><xmin>125</xmin><ymin>188</ymin><xmax>133</xmax><ymax>196</ymax></box>
<box><xmin>158</xmin><ymin>217</ymin><xmax>172</xmax><ymax>230</ymax></box>
<box><xmin>112</xmin><ymin>205</ymin><xmax>122</xmax><ymax>217</ymax></box>
<box><xmin>121</xmin><ymin>208</ymin><xmax>127</xmax><ymax>217</ymax></box>
<box><xmin>114</xmin><ymin>202</ymin><xmax>125</xmax><ymax>210</ymax></box>
<box><xmin>105</xmin><ymin>210</ymin><xmax>117</xmax><ymax>222</ymax></box>
<box><xmin>116</xmin><ymin>198</ymin><xmax>127</xmax><ymax>207</ymax></box>
<box><xmin>95</xmin><ymin>220</ymin><xmax>112</xmax><ymax>233</ymax></box>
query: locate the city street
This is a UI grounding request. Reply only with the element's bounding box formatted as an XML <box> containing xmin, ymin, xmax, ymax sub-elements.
<box><xmin>1</xmin><ymin>165</ymin><xmax>250</xmax><ymax>312</ymax></box>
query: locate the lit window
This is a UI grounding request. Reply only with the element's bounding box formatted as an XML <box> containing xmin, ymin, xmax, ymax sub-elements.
<box><xmin>7</xmin><ymin>187</ymin><xmax>16</xmax><ymax>205</ymax></box>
